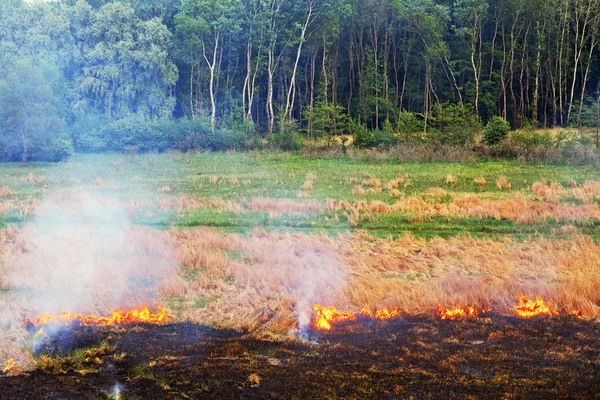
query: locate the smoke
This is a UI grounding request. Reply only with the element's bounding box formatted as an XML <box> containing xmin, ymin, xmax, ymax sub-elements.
<box><xmin>0</xmin><ymin>169</ymin><xmax>177</xmax><ymax>370</ymax></box>
<box><xmin>4</xmin><ymin>191</ymin><xmax>176</xmax><ymax>315</ymax></box>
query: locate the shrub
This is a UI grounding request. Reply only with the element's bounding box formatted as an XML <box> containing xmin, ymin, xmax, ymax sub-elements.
<box><xmin>396</xmin><ymin>111</ymin><xmax>422</xmax><ymax>140</ymax></box>
<box><xmin>206</xmin><ymin>128</ymin><xmax>246</xmax><ymax>151</ymax></box>
<box><xmin>430</xmin><ymin>103</ymin><xmax>481</xmax><ymax>145</ymax></box>
<box><xmin>267</xmin><ymin>132</ymin><xmax>302</xmax><ymax>151</ymax></box>
<box><xmin>51</xmin><ymin>139</ymin><xmax>74</xmax><ymax>162</ymax></box>
<box><xmin>483</xmin><ymin>116</ymin><xmax>510</xmax><ymax>146</ymax></box>
<box><xmin>351</xmin><ymin>119</ymin><xmax>374</xmax><ymax>148</ymax></box>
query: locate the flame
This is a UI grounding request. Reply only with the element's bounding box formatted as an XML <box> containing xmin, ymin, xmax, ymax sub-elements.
<box><xmin>514</xmin><ymin>295</ymin><xmax>557</xmax><ymax>318</ymax></box>
<box><xmin>313</xmin><ymin>304</ymin><xmax>356</xmax><ymax>330</ymax></box>
<box><xmin>3</xmin><ymin>358</ymin><xmax>15</xmax><ymax>374</ymax></box>
<box><xmin>571</xmin><ymin>309</ymin><xmax>585</xmax><ymax>320</ymax></box>
<box><xmin>24</xmin><ymin>305</ymin><xmax>167</xmax><ymax>328</ymax></box>
<box><xmin>313</xmin><ymin>305</ymin><xmax>403</xmax><ymax>330</ymax></box>
<box><xmin>359</xmin><ymin>307</ymin><xmax>400</xmax><ymax>320</ymax></box>
<box><xmin>439</xmin><ymin>305</ymin><xmax>480</xmax><ymax>320</ymax></box>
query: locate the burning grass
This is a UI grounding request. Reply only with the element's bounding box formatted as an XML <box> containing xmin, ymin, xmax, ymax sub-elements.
<box><xmin>24</xmin><ymin>305</ymin><xmax>167</xmax><ymax>328</ymax></box>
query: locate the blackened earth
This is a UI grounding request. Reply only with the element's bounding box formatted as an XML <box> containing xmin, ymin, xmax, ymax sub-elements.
<box><xmin>1</xmin><ymin>315</ymin><xmax>600</xmax><ymax>399</ymax></box>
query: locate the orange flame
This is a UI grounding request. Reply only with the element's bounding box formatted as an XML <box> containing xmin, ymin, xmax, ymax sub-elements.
<box><xmin>313</xmin><ymin>304</ymin><xmax>355</xmax><ymax>330</ymax></box>
<box><xmin>2</xmin><ymin>358</ymin><xmax>15</xmax><ymax>374</ymax></box>
<box><xmin>514</xmin><ymin>295</ymin><xmax>557</xmax><ymax>318</ymax></box>
<box><xmin>571</xmin><ymin>309</ymin><xmax>585</xmax><ymax>320</ymax></box>
<box><xmin>359</xmin><ymin>307</ymin><xmax>401</xmax><ymax>320</ymax></box>
<box><xmin>23</xmin><ymin>305</ymin><xmax>167</xmax><ymax>328</ymax></box>
<box><xmin>438</xmin><ymin>305</ymin><xmax>480</xmax><ymax>320</ymax></box>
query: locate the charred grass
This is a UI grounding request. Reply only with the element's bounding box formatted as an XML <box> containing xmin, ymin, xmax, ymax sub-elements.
<box><xmin>1</xmin><ymin>318</ymin><xmax>599</xmax><ymax>399</ymax></box>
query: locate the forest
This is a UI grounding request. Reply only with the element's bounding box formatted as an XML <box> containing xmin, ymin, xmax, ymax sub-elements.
<box><xmin>1</xmin><ymin>0</ymin><xmax>600</xmax><ymax>163</ymax></box>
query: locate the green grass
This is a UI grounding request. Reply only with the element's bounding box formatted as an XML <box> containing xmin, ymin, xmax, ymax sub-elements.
<box><xmin>2</xmin><ymin>151</ymin><xmax>600</xmax><ymax>238</ymax></box>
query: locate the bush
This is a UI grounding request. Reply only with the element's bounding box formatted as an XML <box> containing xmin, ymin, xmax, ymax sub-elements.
<box><xmin>70</xmin><ymin>112</ymin><xmax>110</xmax><ymax>152</ymax></box>
<box><xmin>266</xmin><ymin>132</ymin><xmax>302</xmax><ymax>151</ymax></box>
<box><xmin>206</xmin><ymin>128</ymin><xmax>246</xmax><ymax>151</ymax></box>
<box><xmin>51</xmin><ymin>139</ymin><xmax>74</xmax><ymax>162</ymax></box>
<box><xmin>429</xmin><ymin>103</ymin><xmax>481</xmax><ymax>145</ymax></box>
<box><xmin>483</xmin><ymin>116</ymin><xmax>510</xmax><ymax>146</ymax></box>
<box><xmin>396</xmin><ymin>111</ymin><xmax>422</xmax><ymax>141</ymax></box>
<box><xmin>351</xmin><ymin>119</ymin><xmax>374</xmax><ymax>148</ymax></box>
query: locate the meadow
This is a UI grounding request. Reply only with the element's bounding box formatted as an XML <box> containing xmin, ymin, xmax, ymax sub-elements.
<box><xmin>2</xmin><ymin>152</ymin><xmax>600</xmax><ymax>368</ymax></box>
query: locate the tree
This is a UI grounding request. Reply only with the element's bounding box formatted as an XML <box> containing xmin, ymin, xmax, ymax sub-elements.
<box><xmin>176</xmin><ymin>0</ymin><xmax>241</xmax><ymax>131</ymax></box>
<box><xmin>77</xmin><ymin>2</ymin><xmax>178</xmax><ymax>119</ymax></box>
<box><xmin>0</xmin><ymin>57</ymin><xmax>66</xmax><ymax>166</ymax></box>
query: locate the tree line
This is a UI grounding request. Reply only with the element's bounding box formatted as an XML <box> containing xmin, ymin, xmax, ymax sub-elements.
<box><xmin>1</xmin><ymin>0</ymin><xmax>600</xmax><ymax>163</ymax></box>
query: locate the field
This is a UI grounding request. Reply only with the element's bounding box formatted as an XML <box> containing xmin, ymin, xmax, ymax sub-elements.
<box><xmin>1</xmin><ymin>152</ymin><xmax>600</xmax><ymax>398</ymax></box>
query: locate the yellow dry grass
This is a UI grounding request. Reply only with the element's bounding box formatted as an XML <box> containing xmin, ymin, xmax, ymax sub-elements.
<box><xmin>389</xmin><ymin>189</ymin><xmax>402</xmax><ymax>198</ymax></box>
<box><xmin>495</xmin><ymin>176</ymin><xmax>511</xmax><ymax>191</ymax></box>
<box><xmin>362</xmin><ymin>178</ymin><xmax>381</xmax><ymax>187</ymax></box>
<box><xmin>0</xmin><ymin>187</ymin><xmax>13</xmax><ymax>197</ymax></box>
<box><xmin>352</xmin><ymin>185</ymin><xmax>366</xmax><ymax>195</ymax></box>
<box><xmin>300</xmin><ymin>180</ymin><xmax>314</xmax><ymax>190</ymax></box>
<box><xmin>21</xmin><ymin>173</ymin><xmax>45</xmax><ymax>184</ymax></box>
<box><xmin>168</xmin><ymin>229</ymin><xmax>600</xmax><ymax>331</ymax></box>
<box><xmin>2</xmin><ymin>220</ymin><xmax>600</xmax><ymax>340</ymax></box>
<box><xmin>445</xmin><ymin>174</ymin><xmax>457</xmax><ymax>185</ymax></box>
<box><xmin>159</xmin><ymin>196</ymin><xmax>243</xmax><ymax>213</ymax></box>
<box><xmin>158</xmin><ymin>185</ymin><xmax>171</xmax><ymax>193</ymax></box>
<box><xmin>473</xmin><ymin>176</ymin><xmax>487</xmax><ymax>186</ymax></box>
<box><xmin>0</xmin><ymin>199</ymin><xmax>40</xmax><ymax>216</ymax></box>
<box><xmin>424</xmin><ymin>187</ymin><xmax>448</xmax><ymax>197</ymax></box>
<box><xmin>247</xmin><ymin>197</ymin><xmax>323</xmax><ymax>213</ymax></box>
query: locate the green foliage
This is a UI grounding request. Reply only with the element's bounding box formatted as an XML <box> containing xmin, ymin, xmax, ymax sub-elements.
<box><xmin>397</xmin><ymin>111</ymin><xmax>423</xmax><ymax>141</ymax></box>
<box><xmin>429</xmin><ymin>103</ymin><xmax>481</xmax><ymax>145</ymax></box>
<box><xmin>0</xmin><ymin>57</ymin><xmax>66</xmax><ymax>164</ymax></box>
<box><xmin>350</xmin><ymin>119</ymin><xmax>375</xmax><ymax>148</ymax></box>
<box><xmin>303</xmin><ymin>102</ymin><xmax>349</xmax><ymax>140</ymax></box>
<box><xmin>50</xmin><ymin>139</ymin><xmax>74</xmax><ymax>162</ymax></box>
<box><xmin>483</xmin><ymin>116</ymin><xmax>511</xmax><ymax>146</ymax></box>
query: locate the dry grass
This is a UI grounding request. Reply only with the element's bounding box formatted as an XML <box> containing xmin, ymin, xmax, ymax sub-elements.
<box><xmin>0</xmin><ymin>199</ymin><xmax>40</xmax><ymax>216</ymax></box>
<box><xmin>209</xmin><ymin>176</ymin><xmax>218</xmax><ymax>184</ymax></box>
<box><xmin>384</xmin><ymin>174</ymin><xmax>411</xmax><ymax>190</ymax></box>
<box><xmin>297</xmin><ymin>192</ymin><xmax>312</xmax><ymax>199</ymax></box>
<box><xmin>445</xmin><ymin>174</ymin><xmax>457</xmax><ymax>185</ymax></box>
<box><xmin>247</xmin><ymin>197</ymin><xmax>323</xmax><ymax>213</ymax></box>
<box><xmin>158</xmin><ymin>185</ymin><xmax>171</xmax><ymax>193</ymax></box>
<box><xmin>169</xmin><ymin>230</ymin><xmax>600</xmax><ymax>331</ymax></box>
<box><xmin>2</xmin><ymin>220</ymin><xmax>600</xmax><ymax>344</ymax></box>
<box><xmin>352</xmin><ymin>185</ymin><xmax>366</xmax><ymax>195</ymax></box>
<box><xmin>362</xmin><ymin>178</ymin><xmax>381</xmax><ymax>187</ymax></box>
<box><xmin>474</xmin><ymin>176</ymin><xmax>486</xmax><ymax>186</ymax></box>
<box><xmin>496</xmin><ymin>176</ymin><xmax>512</xmax><ymax>191</ymax></box>
<box><xmin>300</xmin><ymin>180</ymin><xmax>314</xmax><ymax>190</ymax></box>
<box><xmin>424</xmin><ymin>187</ymin><xmax>448</xmax><ymax>197</ymax></box>
<box><xmin>21</xmin><ymin>173</ymin><xmax>45</xmax><ymax>184</ymax></box>
<box><xmin>389</xmin><ymin>189</ymin><xmax>402</xmax><ymax>198</ymax></box>
<box><xmin>0</xmin><ymin>187</ymin><xmax>13</xmax><ymax>197</ymax></box>
<box><xmin>159</xmin><ymin>196</ymin><xmax>243</xmax><ymax>213</ymax></box>
<box><xmin>323</xmin><ymin>191</ymin><xmax>600</xmax><ymax>224</ymax></box>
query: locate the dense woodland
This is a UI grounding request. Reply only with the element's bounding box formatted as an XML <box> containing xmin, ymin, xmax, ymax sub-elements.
<box><xmin>1</xmin><ymin>0</ymin><xmax>600</xmax><ymax>163</ymax></box>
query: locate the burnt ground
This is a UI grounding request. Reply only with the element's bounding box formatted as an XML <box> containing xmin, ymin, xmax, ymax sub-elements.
<box><xmin>1</xmin><ymin>315</ymin><xmax>600</xmax><ymax>399</ymax></box>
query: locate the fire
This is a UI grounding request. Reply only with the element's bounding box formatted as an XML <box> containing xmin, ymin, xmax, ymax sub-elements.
<box><xmin>438</xmin><ymin>305</ymin><xmax>479</xmax><ymax>320</ymax></box>
<box><xmin>359</xmin><ymin>307</ymin><xmax>400</xmax><ymax>320</ymax></box>
<box><xmin>313</xmin><ymin>304</ymin><xmax>356</xmax><ymax>330</ymax></box>
<box><xmin>571</xmin><ymin>309</ymin><xmax>585</xmax><ymax>320</ymax></box>
<box><xmin>24</xmin><ymin>305</ymin><xmax>167</xmax><ymax>328</ymax></box>
<box><xmin>3</xmin><ymin>358</ymin><xmax>15</xmax><ymax>374</ymax></box>
<box><xmin>313</xmin><ymin>305</ymin><xmax>403</xmax><ymax>330</ymax></box>
<box><xmin>514</xmin><ymin>295</ymin><xmax>557</xmax><ymax>318</ymax></box>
